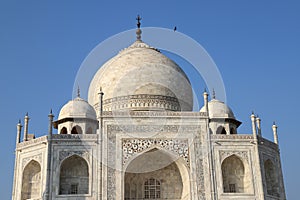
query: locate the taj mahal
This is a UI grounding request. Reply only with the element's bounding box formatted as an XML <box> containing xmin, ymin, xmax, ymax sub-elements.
<box><xmin>12</xmin><ymin>17</ymin><xmax>286</xmax><ymax>200</ymax></box>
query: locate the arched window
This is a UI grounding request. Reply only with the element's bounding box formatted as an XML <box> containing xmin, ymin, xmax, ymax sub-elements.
<box><xmin>217</xmin><ymin>126</ymin><xmax>227</xmax><ymax>135</ymax></box>
<box><xmin>222</xmin><ymin>155</ymin><xmax>245</xmax><ymax>193</ymax></box>
<box><xmin>60</xmin><ymin>127</ymin><xmax>67</xmax><ymax>134</ymax></box>
<box><xmin>59</xmin><ymin>155</ymin><xmax>89</xmax><ymax>195</ymax></box>
<box><xmin>71</xmin><ymin>125</ymin><xmax>82</xmax><ymax>134</ymax></box>
<box><xmin>144</xmin><ymin>178</ymin><xmax>161</xmax><ymax>199</ymax></box>
<box><xmin>264</xmin><ymin>159</ymin><xmax>279</xmax><ymax>197</ymax></box>
<box><xmin>86</xmin><ymin>127</ymin><xmax>93</xmax><ymax>134</ymax></box>
<box><xmin>21</xmin><ymin>160</ymin><xmax>41</xmax><ymax>199</ymax></box>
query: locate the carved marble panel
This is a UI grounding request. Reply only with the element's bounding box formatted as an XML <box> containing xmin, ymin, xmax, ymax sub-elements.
<box><xmin>59</xmin><ymin>151</ymin><xmax>90</xmax><ymax>164</ymax></box>
<box><xmin>122</xmin><ymin>138</ymin><xmax>189</xmax><ymax>167</ymax></box>
<box><xmin>108</xmin><ymin>124</ymin><xmax>200</xmax><ymax>134</ymax></box>
<box><xmin>219</xmin><ymin>150</ymin><xmax>249</xmax><ymax>163</ymax></box>
<box><xmin>22</xmin><ymin>153</ymin><xmax>42</xmax><ymax>169</ymax></box>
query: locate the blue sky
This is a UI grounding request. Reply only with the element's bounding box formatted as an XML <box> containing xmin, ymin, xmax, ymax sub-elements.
<box><xmin>0</xmin><ymin>1</ymin><xmax>299</xmax><ymax>199</ymax></box>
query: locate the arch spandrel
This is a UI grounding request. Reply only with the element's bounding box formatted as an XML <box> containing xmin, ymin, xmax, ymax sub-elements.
<box><xmin>122</xmin><ymin>138</ymin><xmax>190</xmax><ymax>168</ymax></box>
<box><xmin>58</xmin><ymin>151</ymin><xmax>90</xmax><ymax>165</ymax></box>
<box><xmin>22</xmin><ymin>154</ymin><xmax>42</xmax><ymax>170</ymax></box>
<box><xmin>219</xmin><ymin>151</ymin><xmax>249</xmax><ymax>164</ymax></box>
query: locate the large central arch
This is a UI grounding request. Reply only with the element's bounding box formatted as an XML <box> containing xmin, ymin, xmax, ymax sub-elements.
<box><xmin>123</xmin><ymin>147</ymin><xmax>190</xmax><ymax>199</ymax></box>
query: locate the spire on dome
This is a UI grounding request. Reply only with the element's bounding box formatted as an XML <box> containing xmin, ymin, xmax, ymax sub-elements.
<box><xmin>136</xmin><ymin>15</ymin><xmax>142</xmax><ymax>41</ymax></box>
<box><xmin>77</xmin><ymin>86</ymin><xmax>80</xmax><ymax>97</ymax></box>
<box><xmin>212</xmin><ymin>88</ymin><xmax>216</xmax><ymax>99</ymax></box>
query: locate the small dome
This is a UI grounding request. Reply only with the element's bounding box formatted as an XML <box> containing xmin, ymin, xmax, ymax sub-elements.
<box><xmin>88</xmin><ymin>40</ymin><xmax>193</xmax><ymax>112</ymax></box>
<box><xmin>58</xmin><ymin>97</ymin><xmax>97</xmax><ymax>120</ymax></box>
<box><xmin>200</xmin><ymin>99</ymin><xmax>235</xmax><ymax>118</ymax></box>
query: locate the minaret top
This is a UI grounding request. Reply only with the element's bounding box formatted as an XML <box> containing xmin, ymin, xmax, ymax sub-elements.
<box><xmin>49</xmin><ymin>109</ymin><xmax>54</xmax><ymax>117</ymax></box>
<box><xmin>18</xmin><ymin>119</ymin><xmax>21</xmax><ymax>124</ymax></box>
<box><xmin>136</xmin><ymin>15</ymin><xmax>142</xmax><ymax>41</ymax></box>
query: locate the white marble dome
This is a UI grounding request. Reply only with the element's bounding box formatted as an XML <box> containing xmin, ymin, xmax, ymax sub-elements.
<box><xmin>200</xmin><ymin>99</ymin><xmax>235</xmax><ymax>119</ymax></box>
<box><xmin>58</xmin><ymin>97</ymin><xmax>97</xmax><ymax>120</ymax></box>
<box><xmin>88</xmin><ymin>40</ymin><xmax>193</xmax><ymax>112</ymax></box>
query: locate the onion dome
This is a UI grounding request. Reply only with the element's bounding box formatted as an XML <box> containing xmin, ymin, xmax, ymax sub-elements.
<box><xmin>88</xmin><ymin>40</ymin><xmax>193</xmax><ymax>113</ymax></box>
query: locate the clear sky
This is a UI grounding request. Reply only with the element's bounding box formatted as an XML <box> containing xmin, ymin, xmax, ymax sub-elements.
<box><xmin>0</xmin><ymin>1</ymin><xmax>299</xmax><ymax>199</ymax></box>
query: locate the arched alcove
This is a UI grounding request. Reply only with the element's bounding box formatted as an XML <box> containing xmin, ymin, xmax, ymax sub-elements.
<box><xmin>124</xmin><ymin>148</ymin><xmax>190</xmax><ymax>199</ymax></box>
<box><xmin>217</xmin><ymin>126</ymin><xmax>227</xmax><ymax>135</ymax></box>
<box><xmin>222</xmin><ymin>155</ymin><xmax>250</xmax><ymax>193</ymax></box>
<box><xmin>60</xmin><ymin>127</ymin><xmax>67</xmax><ymax>134</ymax></box>
<box><xmin>59</xmin><ymin>155</ymin><xmax>89</xmax><ymax>195</ymax></box>
<box><xmin>264</xmin><ymin>159</ymin><xmax>279</xmax><ymax>197</ymax></box>
<box><xmin>71</xmin><ymin>125</ymin><xmax>82</xmax><ymax>134</ymax></box>
<box><xmin>21</xmin><ymin>160</ymin><xmax>41</xmax><ymax>199</ymax></box>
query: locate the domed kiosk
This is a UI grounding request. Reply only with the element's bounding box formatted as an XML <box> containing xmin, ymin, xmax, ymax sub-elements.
<box><xmin>53</xmin><ymin>95</ymin><xmax>98</xmax><ymax>135</ymax></box>
<box><xmin>200</xmin><ymin>92</ymin><xmax>241</xmax><ymax>135</ymax></box>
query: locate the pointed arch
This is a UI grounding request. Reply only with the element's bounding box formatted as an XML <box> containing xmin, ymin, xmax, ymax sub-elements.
<box><xmin>60</xmin><ymin>127</ymin><xmax>67</xmax><ymax>134</ymax></box>
<box><xmin>222</xmin><ymin>155</ymin><xmax>247</xmax><ymax>193</ymax></box>
<box><xmin>21</xmin><ymin>160</ymin><xmax>41</xmax><ymax>199</ymax></box>
<box><xmin>217</xmin><ymin>126</ymin><xmax>227</xmax><ymax>134</ymax></box>
<box><xmin>124</xmin><ymin>147</ymin><xmax>190</xmax><ymax>199</ymax></box>
<box><xmin>71</xmin><ymin>125</ymin><xmax>82</xmax><ymax>134</ymax></box>
<box><xmin>59</xmin><ymin>155</ymin><xmax>89</xmax><ymax>195</ymax></box>
<box><xmin>264</xmin><ymin>159</ymin><xmax>279</xmax><ymax>197</ymax></box>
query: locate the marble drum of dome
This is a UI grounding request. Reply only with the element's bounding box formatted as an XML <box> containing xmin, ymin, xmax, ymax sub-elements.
<box><xmin>88</xmin><ymin>40</ymin><xmax>193</xmax><ymax>113</ymax></box>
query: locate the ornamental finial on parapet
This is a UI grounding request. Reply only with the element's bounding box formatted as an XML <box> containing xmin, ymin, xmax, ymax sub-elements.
<box><xmin>272</xmin><ymin>121</ymin><xmax>278</xmax><ymax>144</ymax></box>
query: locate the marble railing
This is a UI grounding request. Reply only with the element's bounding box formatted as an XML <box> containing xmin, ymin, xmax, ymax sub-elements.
<box><xmin>16</xmin><ymin>135</ymin><xmax>47</xmax><ymax>148</ymax></box>
<box><xmin>16</xmin><ymin>134</ymin><xmax>99</xmax><ymax>148</ymax></box>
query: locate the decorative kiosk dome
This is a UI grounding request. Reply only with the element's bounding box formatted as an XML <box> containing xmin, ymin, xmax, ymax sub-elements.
<box><xmin>58</xmin><ymin>97</ymin><xmax>97</xmax><ymax>120</ymax></box>
<box><xmin>200</xmin><ymin>99</ymin><xmax>235</xmax><ymax>119</ymax></box>
<box><xmin>200</xmin><ymin>97</ymin><xmax>241</xmax><ymax>135</ymax></box>
<box><xmin>54</xmin><ymin>97</ymin><xmax>98</xmax><ymax>134</ymax></box>
<box><xmin>88</xmin><ymin>40</ymin><xmax>193</xmax><ymax>113</ymax></box>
